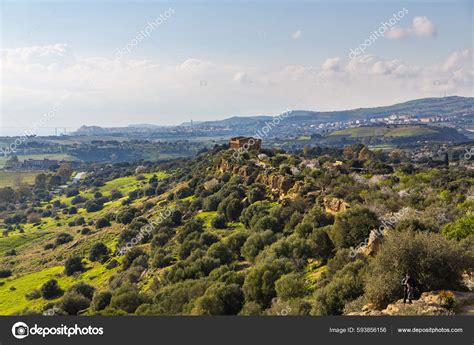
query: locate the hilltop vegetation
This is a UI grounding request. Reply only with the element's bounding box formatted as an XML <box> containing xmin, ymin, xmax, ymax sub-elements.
<box><xmin>0</xmin><ymin>143</ymin><xmax>473</xmax><ymax>315</ymax></box>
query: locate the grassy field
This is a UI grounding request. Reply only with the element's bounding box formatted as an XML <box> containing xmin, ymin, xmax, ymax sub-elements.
<box><xmin>0</xmin><ymin>262</ymin><xmax>119</xmax><ymax>314</ymax></box>
<box><xmin>328</xmin><ymin>126</ymin><xmax>438</xmax><ymax>138</ymax></box>
<box><xmin>0</xmin><ymin>171</ymin><xmax>39</xmax><ymax>187</ymax></box>
<box><xmin>0</xmin><ymin>169</ymin><xmax>174</xmax><ymax>314</ymax></box>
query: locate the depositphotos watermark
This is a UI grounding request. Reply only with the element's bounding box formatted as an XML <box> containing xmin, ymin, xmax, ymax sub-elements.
<box><xmin>349</xmin><ymin>8</ymin><xmax>408</xmax><ymax>59</ymax></box>
<box><xmin>232</xmin><ymin>108</ymin><xmax>291</xmax><ymax>161</ymax></box>
<box><xmin>115</xmin><ymin>207</ymin><xmax>175</xmax><ymax>256</ymax></box>
<box><xmin>116</xmin><ymin>8</ymin><xmax>175</xmax><ymax>57</ymax></box>
<box><xmin>12</xmin><ymin>321</ymin><xmax>103</xmax><ymax>339</ymax></box>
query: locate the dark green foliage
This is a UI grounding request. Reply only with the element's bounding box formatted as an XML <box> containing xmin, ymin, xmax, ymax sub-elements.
<box><xmin>64</xmin><ymin>256</ymin><xmax>84</xmax><ymax>276</ymax></box>
<box><xmin>312</xmin><ymin>260</ymin><xmax>366</xmax><ymax>315</ymax></box>
<box><xmin>211</xmin><ymin>214</ymin><xmax>227</xmax><ymax>229</ymax></box>
<box><xmin>176</xmin><ymin>186</ymin><xmax>193</xmax><ymax>199</ymax></box>
<box><xmin>308</xmin><ymin>227</ymin><xmax>334</xmax><ymax>263</ymax></box>
<box><xmin>242</xmin><ymin>230</ymin><xmax>276</xmax><ymax>262</ymax></box>
<box><xmin>41</xmin><ymin>279</ymin><xmax>62</xmax><ymax>299</ymax></box>
<box><xmin>85</xmin><ymin>200</ymin><xmax>103</xmax><ymax>213</ymax></box>
<box><xmin>0</xmin><ymin>269</ymin><xmax>12</xmax><ymax>278</ymax></box>
<box><xmin>122</xmin><ymin>248</ymin><xmax>148</xmax><ymax>269</ymax></box>
<box><xmin>92</xmin><ymin>291</ymin><xmax>112</xmax><ymax>311</ymax></box>
<box><xmin>207</xmin><ymin>242</ymin><xmax>234</xmax><ymax>265</ymax></box>
<box><xmin>61</xmin><ymin>292</ymin><xmax>91</xmax><ymax>315</ymax></box>
<box><xmin>193</xmin><ymin>283</ymin><xmax>244</xmax><ymax>315</ymax></box>
<box><xmin>275</xmin><ymin>272</ymin><xmax>307</xmax><ymax>299</ymax></box>
<box><xmin>55</xmin><ymin>232</ymin><xmax>73</xmax><ymax>246</ymax></box>
<box><xmin>331</xmin><ymin>207</ymin><xmax>379</xmax><ymax>249</ymax></box>
<box><xmin>110</xmin><ymin>286</ymin><xmax>146</xmax><ymax>313</ymax></box>
<box><xmin>365</xmin><ymin>230</ymin><xmax>473</xmax><ymax>308</ymax></box>
<box><xmin>89</xmin><ymin>242</ymin><xmax>109</xmax><ymax>262</ymax></box>
<box><xmin>95</xmin><ymin>217</ymin><xmax>111</xmax><ymax>229</ymax></box>
<box><xmin>242</xmin><ymin>259</ymin><xmax>292</xmax><ymax>307</ymax></box>
<box><xmin>67</xmin><ymin>283</ymin><xmax>95</xmax><ymax>300</ymax></box>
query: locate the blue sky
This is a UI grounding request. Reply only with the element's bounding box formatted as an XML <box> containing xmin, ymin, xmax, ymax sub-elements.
<box><xmin>0</xmin><ymin>0</ymin><xmax>472</xmax><ymax>130</ymax></box>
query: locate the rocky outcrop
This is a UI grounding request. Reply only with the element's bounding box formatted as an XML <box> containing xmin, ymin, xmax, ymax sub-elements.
<box><xmin>348</xmin><ymin>291</ymin><xmax>474</xmax><ymax>316</ymax></box>
<box><xmin>217</xmin><ymin>158</ymin><xmax>258</xmax><ymax>178</ymax></box>
<box><xmin>323</xmin><ymin>197</ymin><xmax>350</xmax><ymax>214</ymax></box>
<box><xmin>256</xmin><ymin>174</ymin><xmax>295</xmax><ymax>196</ymax></box>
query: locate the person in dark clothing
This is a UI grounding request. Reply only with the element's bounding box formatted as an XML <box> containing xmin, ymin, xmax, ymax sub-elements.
<box><xmin>401</xmin><ymin>273</ymin><xmax>415</xmax><ymax>304</ymax></box>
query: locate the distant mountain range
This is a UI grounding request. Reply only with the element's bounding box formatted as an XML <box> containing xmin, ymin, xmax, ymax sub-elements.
<box><xmin>188</xmin><ymin>96</ymin><xmax>473</xmax><ymax>127</ymax></box>
<box><xmin>73</xmin><ymin>96</ymin><xmax>473</xmax><ymax>136</ymax></box>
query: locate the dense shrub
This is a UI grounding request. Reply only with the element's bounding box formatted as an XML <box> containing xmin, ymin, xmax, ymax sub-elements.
<box><xmin>441</xmin><ymin>213</ymin><xmax>474</xmax><ymax>240</ymax></box>
<box><xmin>41</xmin><ymin>279</ymin><xmax>62</xmax><ymax>299</ymax></box>
<box><xmin>364</xmin><ymin>230</ymin><xmax>473</xmax><ymax>308</ymax></box>
<box><xmin>89</xmin><ymin>242</ymin><xmax>109</xmax><ymax>262</ymax></box>
<box><xmin>312</xmin><ymin>260</ymin><xmax>366</xmax><ymax>315</ymax></box>
<box><xmin>211</xmin><ymin>215</ymin><xmax>227</xmax><ymax>229</ymax></box>
<box><xmin>61</xmin><ymin>292</ymin><xmax>91</xmax><ymax>315</ymax></box>
<box><xmin>64</xmin><ymin>256</ymin><xmax>84</xmax><ymax>276</ymax></box>
<box><xmin>55</xmin><ymin>233</ymin><xmax>73</xmax><ymax>246</ymax></box>
<box><xmin>0</xmin><ymin>269</ymin><xmax>12</xmax><ymax>278</ymax></box>
<box><xmin>92</xmin><ymin>291</ymin><xmax>112</xmax><ymax>311</ymax></box>
<box><xmin>96</xmin><ymin>217</ymin><xmax>111</xmax><ymax>229</ymax></box>
<box><xmin>192</xmin><ymin>283</ymin><xmax>244</xmax><ymax>315</ymax></box>
<box><xmin>331</xmin><ymin>207</ymin><xmax>379</xmax><ymax>249</ymax></box>
<box><xmin>68</xmin><ymin>283</ymin><xmax>96</xmax><ymax>300</ymax></box>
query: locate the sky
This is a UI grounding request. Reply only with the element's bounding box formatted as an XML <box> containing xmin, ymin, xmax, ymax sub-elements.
<box><xmin>0</xmin><ymin>0</ymin><xmax>473</xmax><ymax>132</ymax></box>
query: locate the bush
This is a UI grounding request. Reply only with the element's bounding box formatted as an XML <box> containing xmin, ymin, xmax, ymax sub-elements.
<box><xmin>207</xmin><ymin>242</ymin><xmax>234</xmax><ymax>265</ymax></box>
<box><xmin>122</xmin><ymin>248</ymin><xmax>148</xmax><ymax>269</ymax></box>
<box><xmin>67</xmin><ymin>282</ymin><xmax>96</xmax><ymax>300</ymax></box>
<box><xmin>176</xmin><ymin>187</ymin><xmax>193</xmax><ymax>199</ymax></box>
<box><xmin>71</xmin><ymin>195</ymin><xmax>87</xmax><ymax>205</ymax></box>
<box><xmin>110</xmin><ymin>287</ymin><xmax>145</xmax><ymax>313</ymax></box>
<box><xmin>55</xmin><ymin>233</ymin><xmax>73</xmax><ymax>246</ymax></box>
<box><xmin>312</xmin><ymin>260</ymin><xmax>366</xmax><ymax>315</ymax></box>
<box><xmin>41</xmin><ymin>279</ymin><xmax>62</xmax><ymax>299</ymax></box>
<box><xmin>225</xmin><ymin>199</ymin><xmax>243</xmax><ymax>222</ymax></box>
<box><xmin>203</xmin><ymin>195</ymin><xmax>220</xmax><ymax>211</ymax></box>
<box><xmin>96</xmin><ymin>217</ymin><xmax>111</xmax><ymax>229</ymax></box>
<box><xmin>92</xmin><ymin>291</ymin><xmax>112</xmax><ymax>311</ymax></box>
<box><xmin>275</xmin><ymin>272</ymin><xmax>306</xmax><ymax>300</ymax></box>
<box><xmin>61</xmin><ymin>292</ymin><xmax>91</xmax><ymax>315</ymax></box>
<box><xmin>364</xmin><ymin>230</ymin><xmax>473</xmax><ymax>308</ymax></box>
<box><xmin>85</xmin><ymin>200</ymin><xmax>103</xmax><ymax>213</ymax></box>
<box><xmin>331</xmin><ymin>207</ymin><xmax>379</xmax><ymax>249</ymax></box>
<box><xmin>441</xmin><ymin>213</ymin><xmax>474</xmax><ymax>241</ymax></box>
<box><xmin>0</xmin><ymin>269</ymin><xmax>12</xmax><ymax>278</ymax></box>
<box><xmin>242</xmin><ymin>230</ymin><xmax>276</xmax><ymax>262</ymax></box>
<box><xmin>211</xmin><ymin>215</ymin><xmax>227</xmax><ymax>229</ymax></box>
<box><xmin>89</xmin><ymin>242</ymin><xmax>110</xmax><ymax>262</ymax></box>
<box><xmin>192</xmin><ymin>283</ymin><xmax>244</xmax><ymax>315</ymax></box>
<box><xmin>243</xmin><ymin>259</ymin><xmax>291</xmax><ymax>307</ymax></box>
<box><xmin>81</xmin><ymin>227</ymin><xmax>92</xmax><ymax>235</ymax></box>
<box><xmin>64</xmin><ymin>256</ymin><xmax>84</xmax><ymax>276</ymax></box>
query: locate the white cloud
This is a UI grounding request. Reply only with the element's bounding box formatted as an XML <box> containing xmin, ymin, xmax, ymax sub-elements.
<box><xmin>322</xmin><ymin>57</ymin><xmax>341</xmax><ymax>72</ymax></box>
<box><xmin>292</xmin><ymin>30</ymin><xmax>302</xmax><ymax>40</ymax></box>
<box><xmin>386</xmin><ymin>16</ymin><xmax>437</xmax><ymax>39</ymax></box>
<box><xmin>443</xmin><ymin>49</ymin><xmax>471</xmax><ymax>71</ymax></box>
<box><xmin>1</xmin><ymin>44</ymin><xmax>472</xmax><ymax>128</ymax></box>
<box><xmin>412</xmin><ymin>16</ymin><xmax>437</xmax><ymax>37</ymax></box>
